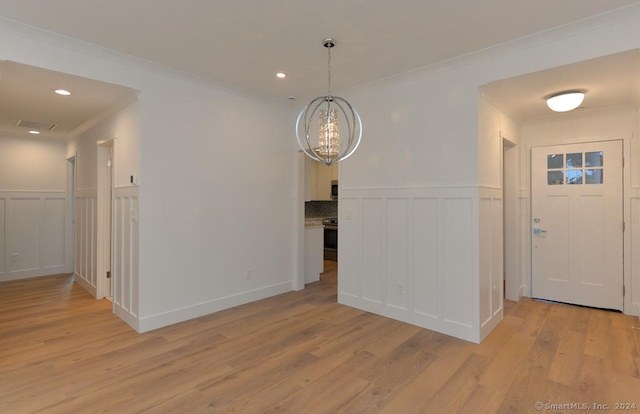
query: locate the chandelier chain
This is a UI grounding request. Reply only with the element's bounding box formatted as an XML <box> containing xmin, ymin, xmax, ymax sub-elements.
<box><xmin>327</xmin><ymin>46</ymin><xmax>332</xmax><ymax>96</ymax></box>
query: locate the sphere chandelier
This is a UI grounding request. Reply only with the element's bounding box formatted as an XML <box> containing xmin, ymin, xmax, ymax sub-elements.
<box><xmin>296</xmin><ymin>38</ymin><xmax>362</xmax><ymax>165</ymax></box>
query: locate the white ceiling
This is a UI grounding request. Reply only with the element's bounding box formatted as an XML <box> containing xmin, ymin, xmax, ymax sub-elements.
<box><xmin>0</xmin><ymin>0</ymin><xmax>640</xmax><ymax>139</ymax></box>
<box><xmin>0</xmin><ymin>61</ymin><xmax>133</xmax><ymax>139</ymax></box>
<box><xmin>483</xmin><ymin>49</ymin><xmax>640</xmax><ymax>121</ymax></box>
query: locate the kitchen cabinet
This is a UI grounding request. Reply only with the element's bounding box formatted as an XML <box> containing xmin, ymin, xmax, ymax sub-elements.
<box><xmin>305</xmin><ymin>158</ymin><xmax>338</xmax><ymax>201</ymax></box>
<box><xmin>304</xmin><ymin>220</ymin><xmax>324</xmax><ymax>284</ymax></box>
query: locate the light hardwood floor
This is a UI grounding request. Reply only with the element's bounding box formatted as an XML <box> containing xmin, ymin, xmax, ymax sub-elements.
<box><xmin>1</xmin><ymin>264</ymin><xmax>639</xmax><ymax>413</ymax></box>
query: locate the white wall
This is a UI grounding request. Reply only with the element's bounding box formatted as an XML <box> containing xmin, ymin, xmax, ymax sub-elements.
<box><xmin>0</xmin><ymin>17</ymin><xmax>296</xmax><ymax>332</ymax></box>
<box><xmin>0</xmin><ymin>135</ymin><xmax>66</xmax><ymax>191</ymax></box>
<box><xmin>137</xmin><ymin>84</ymin><xmax>293</xmax><ymax>331</ymax></box>
<box><xmin>339</xmin><ymin>7</ymin><xmax>640</xmax><ymax>342</ymax></box>
<box><xmin>520</xmin><ymin>106</ymin><xmax>640</xmax><ymax>316</ymax></box>
<box><xmin>0</xmin><ymin>136</ymin><xmax>67</xmax><ymax>281</ymax></box>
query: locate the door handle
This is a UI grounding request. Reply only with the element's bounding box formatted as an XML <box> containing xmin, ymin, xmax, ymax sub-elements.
<box><xmin>533</xmin><ymin>227</ymin><xmax>547</xmax><ymax>234</ymax></box>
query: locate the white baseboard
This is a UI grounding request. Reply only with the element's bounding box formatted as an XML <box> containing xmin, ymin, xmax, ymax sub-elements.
<box><xmin>480</xmin><ymin>307</ymin><xmax>504</xmax><ymax>342</ymax></box>
<box><xmin>0</xmin><ymin>266</ymin><xmax>66</xmax><ymax>282</ymax></box>
<box><xmin>137</xmin><ymin>282</ymin><xmax>293</xmax><ymax>333</ymax></box>
<box><xmin>74</xmin><ymin>273</ymin><xmax>97</xmax><ymax>297</ymax></box>
<box><xmin>114</xmin><ymin>304</ymin><xmax>139</xmax><ymax>332</ymax></box>
<box><xmin>339</xmin><ymin>292</ymin><xmax>480</xmax><ymax>344</ymax></box>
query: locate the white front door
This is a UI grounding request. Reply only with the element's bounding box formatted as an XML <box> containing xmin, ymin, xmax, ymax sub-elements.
<box><xmin>531</xmin><ymin>140</ymin><xmax>623</xmax><ymax>310</ymax></box>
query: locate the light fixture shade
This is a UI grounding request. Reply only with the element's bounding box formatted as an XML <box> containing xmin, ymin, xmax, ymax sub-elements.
<box><xmin>296</xmin><ymin>38</ymin><xmax>362</xmax><ymax>165</ymax></box>
<box><xmin>296</xmin><ymin>96</ymin><xmax>362</xmax><ymax>165</ymax></box>
<box><xmin>546</xmin><ymin>91</ymin><xmax>585</xmax><ymax>112</ymax></box>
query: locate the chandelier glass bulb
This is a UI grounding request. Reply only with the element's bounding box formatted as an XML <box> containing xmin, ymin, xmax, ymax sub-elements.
<box><xmin>318</xmin><ymin>107</ymin><xmax>339</xmax><ymax>157</ymax></box>
<box><xmin>296</xmin><ymin>38</ymin><xmax>362</xmax><ymax>166</ymax></box>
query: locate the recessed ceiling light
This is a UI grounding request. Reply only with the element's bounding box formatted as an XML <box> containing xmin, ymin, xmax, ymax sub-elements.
<box><xmin>29</xmin><ymin>130</ymin><xmax>40</xmax><ymax>134</ymax></box>
<box><xmin>546</xmin><ymin>90</ymin><xmax>585</xmax><ymax>112</ymax></box>
<box><xmin>276</xmin><ymin>72</ymin><xmax>287</xmax><ymax>79</ymax></box>
<box><xmin>54</xmin><ymin>89</ymin><xmax>71</xmax><ymax>96</ymax></box>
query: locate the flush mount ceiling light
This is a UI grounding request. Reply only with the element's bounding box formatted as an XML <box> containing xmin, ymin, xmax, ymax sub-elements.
<box><xmin>28</xmin><ymin>130</ymin><xmax>40</xmax><ymax>134</ymax></box>
<box><xmin>296</xmin><ymin>38</ymin><xmax>362</xmax><ymax>166</ymax></box>
<box><xmin>54</xmin><ymin>89</ymin><xmax>71</xmax><ymax>96</ymax></box>
<box><xmin>276</xmin><ymin>72</ymin><xmax>287</xmax><ymax>79</ymax></box>
<box><xmin>546</xmin><ymin>90</ymin><xmax>585</xmax><ymax>112</ymax></box>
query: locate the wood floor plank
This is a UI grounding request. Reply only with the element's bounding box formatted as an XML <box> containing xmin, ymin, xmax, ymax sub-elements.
<box><xmin>546</xmin><ymin>330</ymin><xmax>587</xmax><ymax>387</ymax></box>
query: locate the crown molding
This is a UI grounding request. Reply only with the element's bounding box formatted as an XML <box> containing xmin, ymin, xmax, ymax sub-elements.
<box><xmin>340</xmin><ymin>3</ymin><xmax>640</xmax><ymax>99</ymax></box>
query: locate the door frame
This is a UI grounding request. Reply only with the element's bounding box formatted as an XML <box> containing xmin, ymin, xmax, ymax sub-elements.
<box><xmin>293</xmin><ymin>150</ymin><xmax>306</xmax><ymax>291</ymax></box>
<box><xmin>65</xmin><ymin>153</ymin><xmax>77</xmax><ymax>274</ymax></box>
<box><xmin>97</xmin><ymin>137</ymin><xmax>116</xmax><ymax>300</ymax></box>
<box><xmin>501</xmin><ymin>133</ymin><xmax>519</xmax><ymax>302</ymax></box>
<box><xmin>528</xmin><ymin>136</ymin><xmax>632</xmax><ymax>314</ymax></box>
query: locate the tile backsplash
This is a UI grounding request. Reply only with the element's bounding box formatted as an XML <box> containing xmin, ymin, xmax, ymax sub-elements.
<box><xmin>305</xmin><ymin>201</ymin><xmax>337</xmax><ymax>218</ymax></box>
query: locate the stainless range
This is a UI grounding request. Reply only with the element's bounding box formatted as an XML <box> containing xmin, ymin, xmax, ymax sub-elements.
<box><xmin>323</xmin><ymin>218</ymin><xmax>338</xmax><ymax>261</ymax></box>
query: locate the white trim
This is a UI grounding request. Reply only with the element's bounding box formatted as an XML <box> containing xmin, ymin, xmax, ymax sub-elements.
<box><xmin>114</xmin><ymin>304</ymin><xmax>139</xmax><ymax>332</ymax></box>
<box><xmin>65</xmin><ymin>153</ymin><xmax>76</xmax><ymax>274</ymax></box>
<box><xmin>0</xmin><ymin>266</ymin><xmax>66</xmax><ymax>282</ymax></box>
<box><xmin>112</xmin><ymin>186</ymin><xmax>139</xmax><ymax>331</ymax></box>
<box><xmin>137</xmin><ymin>281</ymin><xmax>292</xmax><ymax>333</ymax></box>
<box><xmin>293</xmin><ymin>151</ymin><xmax>305</xmax><ymax>291</ymax></box>
<box><xmin>501</xmin><ymin>134</ymin><xmax>520</xmax><ymax>302</ymax></box>
<box><xmin>74</xmin><ymin>272</ymin><xmax>97</xmax><ymax>297</ymax></box>
<box><xmin>96</xmin><ymin>137</ymin><xmax>115</xmax><ymax>300</ymax></box>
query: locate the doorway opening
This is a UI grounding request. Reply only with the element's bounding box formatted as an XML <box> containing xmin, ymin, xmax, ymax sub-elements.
<box><xmin>296</xmin><ymin>151</ymin><xmax>339</xmax><ymax>293</ymax></box>
<box><xmin>65</xmin><ymin>154</ymin><xmax>77</xmax><ymax>275</ymax></box>
<box><xmin>502</xmin><ymin>135</ymin><xmax>519</xmax><ymax>302</ymax></box>
<box><xmin>97</xmin><ymin>138</ymin><xmax>115</xmax><ymax>301</ymax></box>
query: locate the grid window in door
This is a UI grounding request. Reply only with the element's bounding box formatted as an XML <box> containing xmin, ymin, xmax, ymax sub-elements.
<box><xmin>547</xmin><ymin>151</ymin><xmax>603</xmax><ymax>185</ymax></box>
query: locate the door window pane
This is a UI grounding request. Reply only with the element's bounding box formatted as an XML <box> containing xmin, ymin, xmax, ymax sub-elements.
<box><xmin>585</xmin><ymin>151</ymin><xmax>603</xmax><ymax>167</ymax></box>
<box><xmin>585</xmin><ymin>169</ymin><xmax>603</xmax><ymax>184</ymax></box>
<box><xmin>566</xmin><ymin>153</ymin><xmax>582</xmax><ymax>168</ymax></box>
<box><xmin>566</xmin><ymin>170</ymin><xmax>583</xmax><ymax>184</ymax></box>
<box><xmin>548</xmin><ymin>171</ymin><xmax>563</xmax><ymax>185</ymax></box>
<box><xmin>548</xmin><ymin>154</ymin><xmax>563</xmax><ymax>169</ymax></box>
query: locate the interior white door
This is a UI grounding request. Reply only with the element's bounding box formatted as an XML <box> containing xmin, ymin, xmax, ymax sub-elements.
<box><xmin>531</xmin><ymin>140</ymin><xmax>623</xmax><ymax>310</ymax></box>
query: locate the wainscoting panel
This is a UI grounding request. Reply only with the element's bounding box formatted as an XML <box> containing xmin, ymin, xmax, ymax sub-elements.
<box><xmin>113</xmin><ymin>186</ymin><xmax>139</xmax><ymax>329</ymax></box>
<box><xmin>10</xmin><ymin>198</ymin><xmax>40</xmax><ymax>272</ymax></box>
<box><xmin>442</xmin><ymin>198</ymin><xmax>474</xmax><ymax>328</ymax></box>
<box><xmin>75</xmin><ymin>190</ymin><xmax>97</xmax><ymax>295</ymax></box>
<box><xmin>339</xmin><ymin>197</ymin><xmax>360</xmax><ymax>297</ymax></box>
<box><xmin>491</xmin><ymin>198</ymin><xmax>503</xmax><ymax>317</ymax></box>
<box><xmin>478</xmin><ymin>188</ymin><xmax>503</xmax><ymax>340</ymax></box>
<box><xmin>43</xmin><ymin>198</ymin><xmax>65</xmax><ymax>269</ymax></box>
<box><xmin>631</xmin><ymin>195</ymin><xmax>640</xmax><ymax>317</ymax></box>
<box><xmin>0</xmin><ymin>192</ymin><xmax>66</xmax><ymax>281</ymax></box>
<box><xmin>362</xmin><ymin>198</ymin><xmax>384</xmax><ymax>304</ymax></box>
<box><xmin>412</xmin><ymin>198</ymin><xmax>439</xmax><ymax>319</ymax></box>
<box><xmin>479</xmin><ymin>198</ymin><xmax>492</xmax><ymax>326</ymax></box>
<box><xmin>0</xmin><ymin>199</ymin><xmax>4</xmax><ymax>273</ymax></box>
<box><xmin>339</xmin><ymin>187</ymin><xmax>502</xmax><ymax>343</ymax></box>
<box><xmin>386</xmin><ymin>198</ymin><xmax>409</xmax><ymax>310</ymax></box>
<box><xmin>518</xmin><ymin>192</ymin><xmax>531</xmax><ymax>297</ymax></box>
